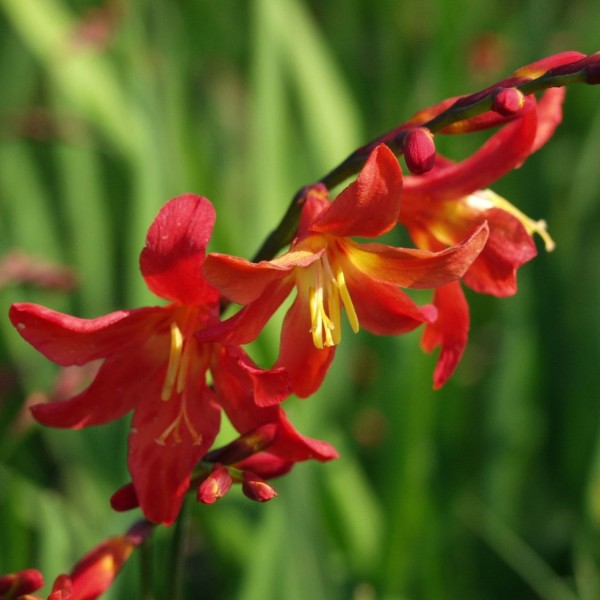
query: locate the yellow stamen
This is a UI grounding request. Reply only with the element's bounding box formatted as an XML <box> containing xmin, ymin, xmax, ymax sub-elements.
<box><xmin>334</xmin><ymin>268</ymin><xmax>359</xmax><ymax>333</ymax></box>
<box><xmin>155</xmin><ymin>398</ymin><xmax>204</xmax><ymax>446</ymax></box>
<box><xmin>467</xmin><ymin>189</ymin><xmax>556</xmax><ymax>251</ymax></box>
<box><xmin>303</xmin><ymin>250</ymin><xmax>360</xmax><ymax>350</ymax></box>
<box><xmin>161</xmin><ymin>322</ymin><xmax>184</xmax><ymax>401</ymax></box>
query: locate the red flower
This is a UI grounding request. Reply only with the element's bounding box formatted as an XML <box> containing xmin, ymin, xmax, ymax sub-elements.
<box><xmin>203</xmin><ymin>145</ymin><xmax>488</xmax><ymax>397</ymax></box>
<box><xmin>398</xmin><ymin>87</ymin><xmax>565</xmax><ymax>387</ymax></box>
<box><xmin>10</xmin><ymin>195</ymin><xmax>336</xmax><ymax>525</ymax></box>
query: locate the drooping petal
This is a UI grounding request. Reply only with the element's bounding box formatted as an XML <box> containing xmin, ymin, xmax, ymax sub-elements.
<box><xmin>311</xmin><ymin>144</ymin><xmax>403</xmax><ymax>238</ymax></box>
<box><xmin>276</xmin><ymin>294</ymin><xmax>336</xmax><ymax>398</ymax></box>
<box><xmin>461</xmin><ymin>208</ymin><xmax>537</xmax><ymax>296</ymax></box>
<box><xmin>344</xmin><ymin>223</ymin><xmax>488</xmax><ymax>289</ymax></box>
<box><xmin>10</xmin><ymin>303</ymin><xmax>166</xmax><ymax>366</ymax></box>
<box><xmin>196</xmin><ymin>278</ymin><xmax>294</xmax><ymax>346</ymax></box>
<box><xmin>530</xmin><ymin>87</ymin><xmax>565</xmax><ymax>153</ymax></box>
<box><xmin>140</xmin><ymin>194</ymin><xmax>220</xmax><ymax>306</ymax></box>
<box><xmin>341</xmin><ymin>261</ymin><xmax>437</xmax><ymax>336</ymax></box>
<box><xmin>402</xmin><ymin>98</ymin><xmax>538</xmax><ymax>202</ymax></box>
<box><xmin>128</xmin><ymin>379</ymin><xmax>221</xmax><ymax>525</ymax></box>
<box><xmin>225</xmin><ymin>346</ymin><xmax>292</xmax><ymax>407</ymax></box>
<box><xmin>213</xmin><ymin>347</ymin><xmax>338</xmax><ymax>461</ymax></box>
<box><xmin>30</xmin><ymin>348</ymin><xmax>165</xmax><ymax>428</ymax></box>
<box><xmin>421</xmin><ymin>281</ymin><xmax>469</xmax><ymax>389</ymax></box>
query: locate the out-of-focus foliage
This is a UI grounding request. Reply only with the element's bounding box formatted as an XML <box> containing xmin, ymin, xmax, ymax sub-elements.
<box><xmin>0</xmin><ymin>0</ymin><xmax>599</xmax><ymax>598</ymax></box>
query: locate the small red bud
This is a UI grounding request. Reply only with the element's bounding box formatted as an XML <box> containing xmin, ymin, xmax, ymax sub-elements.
<box><xmin>110</xmin><ymin>482</ymin><xmax>139</xmax><ymax>512</ymax></box>
<box><xmin>197</xmin><ymin>464</ymin><xmax>233</xmax><ymax>504</ymax></box>
<box><xmin>491</xmin><ymin>87</ymin><xmax>525</xmax><ymax>116</ymax></box>
<box><xmin>403</xmin><ymin>127</ymin><xmax>436</xmax><ymax>174</ymax></box>
<box><xmin>241</xmin><ymin>471</ymin><xmax>278</xmax><ymax>503</ymax></box>
<box><xmin>0</xmin><ymin>569</ymin><xmax>44</xmax><ymax>597</ymax></box>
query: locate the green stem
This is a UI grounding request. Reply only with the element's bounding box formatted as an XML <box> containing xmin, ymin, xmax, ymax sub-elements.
<box><xmin>250</xmin><ymin>57</ymin><xmax>597</xmax><ymax>264</ymax></box>
<box><xmin>139</xmin><ymin>532</ymin><xmax>155</xmax><ymax>600</ymax></box>
<box><xmin>167</xmin><ymin>497</ymin><xmax>189</xmax><ymax>600</ymax></box>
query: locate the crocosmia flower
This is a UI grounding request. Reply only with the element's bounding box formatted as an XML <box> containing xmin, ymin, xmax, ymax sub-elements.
<box><xmin>10</xmin><ymin>195</ymin><xmax>336</xmax><ymax>525</ymax></box>
<box><xmin>398</xmin><ymin>86</ymin><xmax>565</xmax><ymax>387</ymax></box>
<box><xmin>203</xmin><ymin>144</ymin><xmax>488</xmax><ymax>397</ymax></box>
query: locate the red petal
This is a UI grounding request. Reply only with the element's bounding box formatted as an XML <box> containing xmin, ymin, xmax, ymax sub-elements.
<box><xmin>462</xmin><ymin>208</ymin><xmax>537</xmax><ymax>296</ymax></box>
<box><xmin>312</xmin><ymin>144</ymin><xmax>403</xmax><ymax>238</ymax></box>
<box><xmin>342</xmin><ymin>262</ymin><xmax>436</xmax><ymax>336</ymax></box>
<box><xmin>344</xmin><ymin>223</ymin><xmax>488</xmax><ymax>289</ymax></box>
<box><xmin>10</xmin><ymin>303</ymin><xmax>165</xmax><ymax>366</ymax></box>
<box><xmin>30</xmin><ymin>349</ymin><xmax>165</xmax><ymax>428</ymax></box>
<box><xmin>276</xmin><ymin>294</ymin><xmax>336</xmax><ymax>398</ymax></box>
<box><xmin>530</xmin><ymin>87</ymin><xmax>565</xmax><ymax>154</ymax></box>
<box><xmin>204</xmin><ymin>251</ymin><xmax>304</xmax><ymax>305</ymax></box>
<box><xmin>197</xmin><ymin>278</ymin><xmax>293</xmax><ymax>346</ymax></box>
<box><xmin>213</xmin><ymin>348</ymin><xmax>338</xmax><ymax>461</ymax></box>
<box><xmin>128</xmin><ymin>382</ymin><xmax>221</xmax><ymax>525</ymax></box>
<box><xmin>421</xmin><ymin>281</ymin><xmax>469</xmax><ymax>389</ymax></box>
<box><xmin>140</xmin><ymin>194</ymin><xmax>220</xmax><ymax>306</ymax></box>
<box><xmin>402</xmin><ymin>99</ymin><xmax>538</xmax><ymax>202</ymax></box>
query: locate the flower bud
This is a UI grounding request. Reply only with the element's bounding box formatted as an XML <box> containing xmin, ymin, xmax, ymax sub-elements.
<box><xmin>204</xmin><ymin>423</ymin><xmax>279</xmax><ymax>465</ymax></box>
<box><xmin>403</xmin><ymin>128</ymin><xmax>436</xmax><ymax>174</ymax></box>
<box><xmin>0</xmin><ymin>569</ymin><xmax>44</xmax><ymax>598</ymax></box>
<box><xmin>110</xmin><ymin>482</ymin><xmax>139</xmax><ymax>512</ymax></box>
<box><xmin>197</xmin><ymin>463</ymin><xmax>233</xmax><ymax>504</ymax></box>
<box><xmin>234</xmin><ymin>453</ymin><xmax>293</xmax><ymax>479</ymax></box>
<box><xmin>491</xmin><ymin>87</ymin><xmax>525</xmax><ymax>116</ymax></box>
<box><xmin>241</xmin><ymin>471</ymin><xmax>278</xmax><ymax>502</ymax></box>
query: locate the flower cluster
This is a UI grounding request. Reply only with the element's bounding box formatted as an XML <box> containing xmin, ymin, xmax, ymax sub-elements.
<box><xmin>8</xmin><ymin>51</ymin><xmax>597</xmax><ymax>548</ymax></box>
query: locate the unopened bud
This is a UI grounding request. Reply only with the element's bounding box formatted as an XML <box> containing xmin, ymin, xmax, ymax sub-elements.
<box><xmin>110</xmin><ymin>482</ymin><xmax>139</xmax><ymax>512</ymax></box>
<box><xmin>491</xmin><ymin>87</ymin><xmax>525</xmax><ymax>116</ymax></box>
<box><xmin>586</xmin><ymin>64</ymin><xmax>600</xmax><ymax>85</ymax></box>
<box><xmin>48</xmin><ymin>574</ymin><xmax>73</xmax><ymax>599</ymax></box>
<box><xmin>0</xmin><ymin>569</ymin><xmax>44</xmax><ymax>597</ymax></box>
<box><xmin>197</xmin><ymin>464</ymin><xmax>233</xmax><ymax>504</ymax></box>
<box><xmin>235</xmin><ymin>453</ymin><xmax>293</xmax><ymax>479</ymax></box>
<box><xmin>403</xmin><ymin>128</ymin><xmax>436</xmax><ymax>174</ymax></box>
<box><xmin>204</xmin><ymin>423</ymin><xmax>279</xmax><ymax>465</ymax></box>
<box><xmin>241</xmin><ymin>471</ymin><xmax>278</xmax><ymax>503</ymax></box>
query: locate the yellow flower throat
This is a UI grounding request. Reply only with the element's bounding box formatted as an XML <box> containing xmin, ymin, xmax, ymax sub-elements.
<box><xmin>301</xmin><ymin>251</ymin><xmax>359</xmax><ymax>349</ymax></box>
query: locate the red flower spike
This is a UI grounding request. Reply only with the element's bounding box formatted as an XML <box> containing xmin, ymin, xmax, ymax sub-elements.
<box><xmin>397</xmin><ymin>79</ymin><xmax>564</xmax><ymax>386</ymax></box>
<box><xmin>242</xmin><ymin>472</ymin><xmax>278</xmax><ymax>502</ymax></box>
<box><xmin>0</xmin><ymin>569</ymin><xmax>44</xmax><ymax>598</ymax></box>
<box><xmin>403</xmin><ymin>128</ymin><xmax>436</xmax><ymax>174</ymax></box>
<box><xmin>491</xmin><ymin>87</ymin><xmax>525</xmax><ymax>117</ymax></box>
<box><xmin>197</xmin><ymin>463</ymin><xmax>233</xmax><ymax>504</ymax></box>
<box><xmin>203</xmin><ymin>145</ymin><xmax>487</xmax><ymax>397</ymax></box>
<box><xmin>11</xmin><ymin>194</ymin><xmax>333</xmax><ymax>524</ymax></box>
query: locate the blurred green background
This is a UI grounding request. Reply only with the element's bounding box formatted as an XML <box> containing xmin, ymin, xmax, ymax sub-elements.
<box><xmin>0</xmin><ymin>1</ymin><xmax>599</xmax><ymax>599</ymax></box>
